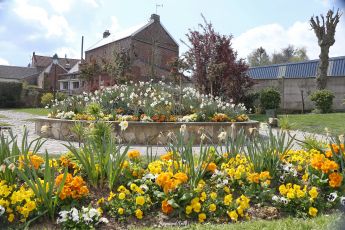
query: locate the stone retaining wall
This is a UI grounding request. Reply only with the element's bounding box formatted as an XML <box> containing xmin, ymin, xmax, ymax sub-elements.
<box><xmin>34</xmin><ymin>118</ymin><xmax>260</xmax><ymax>145</ymax></box>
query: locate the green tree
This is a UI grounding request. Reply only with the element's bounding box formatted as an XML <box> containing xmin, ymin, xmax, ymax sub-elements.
<box><xmin>80</xmin><ymin>59</ymin><xmax>101</xmax><ymax>88</ymax></box>
<box><xmin>271</xmin><ymin>45</ymin><xmax>309</xmax><ymax>64</ymax></box>
<box><xmin>247</xmin><ymin>47</ymin><xmax>270</xmax><ymax>67</ymax></box>
<box><xmin>102</xmin><ymin>49</ymin><xmax>131</xmax><ymax>85</ymax></box>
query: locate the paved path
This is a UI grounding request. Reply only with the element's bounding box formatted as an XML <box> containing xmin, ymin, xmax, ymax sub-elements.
<box><xmin>0</xmin><ymin>109</ymin><xmax>330</xmax><ymax>155</ymax></box>
<box><xmin>0</xmin><ymin>109</ymin><xmax>77</xmax><ymax>154</ymax></box>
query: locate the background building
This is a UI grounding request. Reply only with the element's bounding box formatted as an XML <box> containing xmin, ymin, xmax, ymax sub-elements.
<box><xmin>248</xmin><ymin>56</ymin><xmax>345</xmax><ymax>111</ymax></box>
<box><xmin>84</xmin><ymin>14</ymin><xmax>179</xmax><ymax>89</ymax></box>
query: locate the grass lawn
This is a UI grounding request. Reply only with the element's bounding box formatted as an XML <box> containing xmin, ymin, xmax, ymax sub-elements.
<box><xmin>0</xmin><ymin>114</ymin><xmax>7</xmax><ymax>119</ymax></box>
<box><xmin>281</xmin><ymin>113</ymin><xmax>345</xmax><ymax>135</ymax></box>
<box><xmin>9</xmin><ymin>108</ymin><xmax>49</xmax><ymax>116</ymax></box>
<box><xmin>249</xmin><ymin>113</ymin><xmax>345</xmax><ymax>135</ymax></box>
<box><xmin>139</xmin><ymin>213</ymin><xmax>342</xmax><ymax>230</ymax></box>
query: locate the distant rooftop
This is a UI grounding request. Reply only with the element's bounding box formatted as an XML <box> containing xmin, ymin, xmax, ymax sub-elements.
<box><xmin>248</xmin><ymin>56</ymin><xmax>345</xmax><ymax>79</ymax></box>
<box><xmin>86</xmin><ymin>20</ymin><xmax>154</xmax><ymax>52</ymax></box>
<box><xmin>32</xmin><ymin>52</ymin><xmax>80</xmax><ymax>70</ymax></box>
<box><xmin>0</xmin><ymin>65</ymin><xmax>39</xmax><ymax>80</ymax></box>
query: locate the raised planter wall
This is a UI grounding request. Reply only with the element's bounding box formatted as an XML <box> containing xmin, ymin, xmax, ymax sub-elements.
<box><xmin>34</xmin><ymin>118</ymin><xmax>260</xmax><ymax>145</ymax></box>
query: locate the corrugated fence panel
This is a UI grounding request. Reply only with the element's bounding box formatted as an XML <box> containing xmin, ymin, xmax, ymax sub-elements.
<box><xmin>248</xmin><ymin>66</ymin><xmax>279</xmax><ymax>79</ymax></box>
<box><xmin>331</xmin><ymin>58</ymin><xmax>345</xmax><ymax>76</ymax></box>
<box><xmin>248</xmin><ymin>57</ymin><xmax>345</xmax><ymax>79</ymax></box>
<box><xmin>285</xmin><ymin>61</ymin><xmax>318</xmax><ymax>78</ymax></box>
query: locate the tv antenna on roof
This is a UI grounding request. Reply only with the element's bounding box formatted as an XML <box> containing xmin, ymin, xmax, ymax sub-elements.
<box><xmin>156</xmin><ymin>4</ymin><xmax>163</xmax><ymax>14</ymax></box>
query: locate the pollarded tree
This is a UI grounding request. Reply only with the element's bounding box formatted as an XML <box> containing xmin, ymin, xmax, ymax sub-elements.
<box><xmin>183</xmin><ymin>16</ymin><xmax>253</xmax><ymax>104</ymax></box>
<box><xmin>247</xmin><ymin>47</ymin><xmax>270</xmax><ymax>67</ymax></box>
<box><xmin>310</xmin><ymin>9</ymin><xmax>342</xmax><ymax>89</ymax></box>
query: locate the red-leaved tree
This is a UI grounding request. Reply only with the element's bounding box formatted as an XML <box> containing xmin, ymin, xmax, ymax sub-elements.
<box><xmin>183</xmin><ymin>16</ymin><xmax>254</xmax><ymax>104</ymax></box>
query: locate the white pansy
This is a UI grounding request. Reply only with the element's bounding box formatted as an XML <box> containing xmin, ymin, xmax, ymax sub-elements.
<box><xmin>272</xmin><ymin>195</ymin><xmax>279</xmax><ymax>202</ymax></box>
<box><xmin>280</xmin><ymin>197</ymin><xmax>289</xmax><ymax>204</ymax></box>
<box><xmin>88</xmin><ymin>208</ymin><xmax>100</xmax><ymax>218</ymax></box>
<box><xmin>0</xmin><ymin>205</ymin><xmax>5</xmax><ymax>216</ymax></box>
<box><xmin>340</xmin><ymin>196</ymin><xmax>345</xmax><ymax>206</ymax></box>
<box><xmin>70</xmin><ymin>208</ymin><xmax>79</xmax><ymax>222</ymax></box>
<box><xmin>327</xmin><ymin>192</ymin><xmax>337</xmax><ymax>202</ymax></box>
<box><xmin>98</xmin><ymin>217</ymin><xmax>109</xmax><ymax>223</ymax></box>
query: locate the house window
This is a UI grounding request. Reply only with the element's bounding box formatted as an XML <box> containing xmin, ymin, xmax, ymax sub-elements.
<box><xmin>62</xmin><ymin>82</ymin><xmax>69</xmax><ymax>90</ymax></box>
<box><xmin>72</xmin><ymin>81</ymin><xmax>79</xmax><ymax>89</ymax></box>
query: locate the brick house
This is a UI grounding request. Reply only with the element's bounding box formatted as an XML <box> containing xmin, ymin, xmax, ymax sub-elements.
<box><xmin>32</xmin><ymin>52</ymin><xmax>80</xmax><ymax>91</ymax></box>
<box><xmin>84</xmin><ymin>14</ymin><xmax>179</xmax><ymax>89</ymax></box>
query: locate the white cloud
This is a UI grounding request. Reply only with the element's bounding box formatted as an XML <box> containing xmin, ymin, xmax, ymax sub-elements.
<box><xmin>13</xmin><ymin>0</ymin><xmax>76</xmax><ymax>42</ymax></box>
<box><xmin>83</xmin><ymin>0</ymin><xmax>100</xmax><ymax>8</ymax></box>
<box><xmin>233</xmin><ymin>20</ymin><xmax>345</xmax><ymax>60</ymax></box>
<box><xmin>55</xmin><ymin>47</ymin><xmax>80</xmax><ymax>59</ymax></box>
<box><xmin>48</xmin><ymin>0</ymin><xmax>72</xmax><ymax>13</ymax></box>
<box><xmin>110</xmin><ymin>16</ymin><xmax>121</xmax><ymax>33</ymax></box>
<box><xmin>0</xmin><ymin>58</ymin><xmax>9</xmax><ymax>65</ymax></box>
<box><xmin>48</xmin><ymin>0</ymin><xmax>99</xmax><ymax>13</ymax></box>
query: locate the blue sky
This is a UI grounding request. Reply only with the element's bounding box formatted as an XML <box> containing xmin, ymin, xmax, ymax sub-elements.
<box><xmin>0</xmin><ymin>0</ymin><xmax>344</xmax><ymax>66</ymax></box>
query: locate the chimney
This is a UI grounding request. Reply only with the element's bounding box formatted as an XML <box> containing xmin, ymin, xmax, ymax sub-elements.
<box><xmin>150</xmin><ymin>14</ymin><xmax>160</xmax><ymax>22</ymax></box>
<box><xmin>103</xmin><ymin>30</ymin><xmax>110</xmax><ymax>38</ymax></box>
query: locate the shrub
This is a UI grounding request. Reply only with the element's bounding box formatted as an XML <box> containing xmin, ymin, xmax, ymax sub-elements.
<box><xmin>0</xmin><ymin>82</ymin><xmax>23</xmax><ymax>107</ymax></box>
<box><xmin>41</xmin><ymin>93</ymin><xmax>54</xmax><ymax>107</ymax></box>
<box><xmin>242</xmin><ymin>92</ymin><xmax>259</xmax><ymax>113</ymax></box>
<box><xmin>41</xmin><ymin>92</ymin><xmax>66</xmax><ymax>107</ymax></box>
<box><xmin>259</xmin><ymin>88</ymin><xmax>281</xmax><ymax>110</ymax></box>
<box><xmin>310</xmin><ymin>89</ymin><xmax>335</xmax><ymax>113</ymax></box>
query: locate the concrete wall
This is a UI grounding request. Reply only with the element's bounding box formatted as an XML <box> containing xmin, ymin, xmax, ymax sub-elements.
<box><xmin>252</xmin><ymin>76</ymin><xmax>345</xmax><ymax>111</ymax></box>
<box><xmin>35</xmin><ymin>118</ymin><xmax>259</xmax><ymax>144</ymax></box>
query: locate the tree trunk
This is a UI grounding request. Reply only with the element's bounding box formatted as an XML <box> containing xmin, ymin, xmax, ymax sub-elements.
<box><xmin>316</xmin><ymin>46</ymin><xmax>330</xmax><ymax>89</ymax></box>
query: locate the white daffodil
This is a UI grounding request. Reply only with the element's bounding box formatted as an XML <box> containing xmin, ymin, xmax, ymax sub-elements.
<box><xmin>8</xmin><ymin>163</ymin><xmax>15</xmax><ymax>172</ymax></box>
<box><xmin>180</xmin><ymin>124</ymin><xmax>187</xmax><ymax>135</ymax></box>
<box><xmin>0</xmin><ymin>164</ymin><xmax>6</xmax><ymax>173</ymax></box>
<box><xmin>218</xmin><ymin>131</ymin><xmax>227</xmax><ymax>141</ymax></box>
<box><xmin>119</xmin><ymin>121</ymin><xmax>128</xmax><ymax>131</ymax></box>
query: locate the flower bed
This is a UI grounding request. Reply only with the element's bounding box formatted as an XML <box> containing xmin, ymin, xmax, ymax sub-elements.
<box><xmin>1</xmin><ymin>127</ymin><xmax>344</xmax><ymax>229</ymax></box>
<box><xmin>46</xmin><ymin>81</ymin><xmax>249</xmax><ymax>123</ymax></box>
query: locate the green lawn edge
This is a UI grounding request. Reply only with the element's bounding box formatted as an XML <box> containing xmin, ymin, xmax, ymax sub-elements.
<box><xmin>136</xmin><ymin>212</ymin><xmax>343</xmax><ymax>230</ymax></box>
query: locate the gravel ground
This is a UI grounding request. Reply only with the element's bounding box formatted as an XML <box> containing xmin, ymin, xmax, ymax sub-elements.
<box><xmin>0</xmin><ymin>109</ymin><xmax>329</xmax><ymax>155</ymax></box>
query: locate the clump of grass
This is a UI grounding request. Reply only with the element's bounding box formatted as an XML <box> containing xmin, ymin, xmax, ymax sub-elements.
<box><xmin>278</xmin><ymin>115</ymin><xmax>294</xmax><ymax>130</ymax></box>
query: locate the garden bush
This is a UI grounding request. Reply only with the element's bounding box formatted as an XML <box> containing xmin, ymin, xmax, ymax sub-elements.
<box><xmin>259</xmin><ymin>88</ymin><xmax>281</xmax><ymax>110</ymax></box>
<box><xmin>41</xmin><ymin>92</ymin><xmax>67</xmax><ymax>107</ymax></box>
<box><xmin>310</xmin><ymin>89</ymin><xmax>335</xmax><ymax>113</ymax></box>
<box><xmin>0</xmin><ymin>82</ymin><xmax>23</xmax><ymax>107</ymax></box>
<box><xmin>242</xmin><ymin>92</ymin><xmax>259</xmax><ymax>113</ymax></box>
<box><xmin>41</xmin><ymin>92</ymin><xmax>54</xmax><ymax>107</ymax></box>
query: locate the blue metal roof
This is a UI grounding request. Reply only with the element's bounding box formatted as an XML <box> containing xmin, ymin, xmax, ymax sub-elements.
<box><xmin>248</xmin><ymin>56</ymin><xmax>345</xmax><ymax>79</ymax></box>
